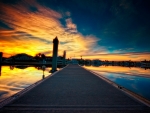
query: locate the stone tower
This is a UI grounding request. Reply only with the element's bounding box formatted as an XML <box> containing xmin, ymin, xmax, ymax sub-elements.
<box><xmin>51</xmin><ymin>37</ymin><xmax>59</xmax><ymax>72</ymax></box>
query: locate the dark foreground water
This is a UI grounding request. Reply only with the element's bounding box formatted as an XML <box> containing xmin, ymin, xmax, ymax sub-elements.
<box><xmin>84</xmin><ymin>65</ymin><xmax>150</xmax><ymax>101</ymax></box>
<box><xmin>0</xmin><ymin>65</ymin><xmax>52</xmax><ymax>102</ymax></box>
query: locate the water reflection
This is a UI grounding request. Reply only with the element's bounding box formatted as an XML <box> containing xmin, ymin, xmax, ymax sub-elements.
<box><xmin>0</xmin><ymin>65</ymin><xmax>1</xmax><ymax>76</ymax></box>
<box><xmin>42</xmin><ymin>65</ymin><xmax>46</xmax><ymax>79</ymax></box>
<box><xmin>84</xmin><ymin>65</ymin><xmax>150</xmax><ymax>77</ymax></box>
<box><xmin>10</xmin><ymin>65</ymin><xmax>14</xmax><ymax>70</ymax></box>
<box><xmin>0</xmin><ymin>65</ymin><xmax>52</xmax><ymax>102</ymax></box>
<box><xmin>84</xmin><ymin>65</ymin><xmax>150</xmax><ymax>101</ymax></box>
<box><xmin>79</xmin><ymin>60</ymin><xmax>150</xmax><ymax>70</ymax></box>
<box><xmin>15</xmin><ymin>65</ymin><xmax>28</xmax><ymax>69</ymax></box>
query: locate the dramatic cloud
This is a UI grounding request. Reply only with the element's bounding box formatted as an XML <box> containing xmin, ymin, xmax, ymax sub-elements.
<box><xmin>0</xmin><ymin>0</ymin><xmax>150</xmax><ymax>60</ymax></box>
<box><xmin>0</xmin><ymin>0</ymin><xmax>101</xmax><ymax>57</ymax></box>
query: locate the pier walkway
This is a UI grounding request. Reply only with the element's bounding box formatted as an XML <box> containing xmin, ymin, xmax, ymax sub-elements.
<box><xmin>0</xmin><ymin>64</ymin><xmax>150</xmax><ymax>113</ymax></box>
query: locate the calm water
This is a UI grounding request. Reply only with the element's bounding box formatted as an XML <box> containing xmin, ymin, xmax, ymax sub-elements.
<box><xmin>0</xmin><ymin>65</ymin><xmax>52</xmax><ymax>102</ymax></box>
<box><xmin>84</xmin><ymin>65</ymin><xmax>150</xmax><ymax>101</ymax></box>
<box><xmin>0</xmin><ymin>65</ymin><xmax>150</xmax><ymax>103</ymax></box>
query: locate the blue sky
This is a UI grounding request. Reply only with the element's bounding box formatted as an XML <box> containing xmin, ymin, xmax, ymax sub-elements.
<box><xmin>53</xmin><ymin>0</ymin><xmax>150</xmax><ymax>52</ymax></box>
<box><xmin>0</xmin><ymin>0</ymin><xmax>150</xmax><ymax>60</ymax></box>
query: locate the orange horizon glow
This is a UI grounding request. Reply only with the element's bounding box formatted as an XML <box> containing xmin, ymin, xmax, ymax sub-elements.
<box><xmin>2</xmin><ymin>52</ymin><xmax>150</xmax><ymax>61</ymax></box>
<box><xmin>74</xmin><ymin>53</ymin><xmax>150</xmax><ymax>61</ymax></box>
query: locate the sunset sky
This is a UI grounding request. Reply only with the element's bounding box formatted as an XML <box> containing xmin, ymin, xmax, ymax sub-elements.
<box><xmin>0</xmin><ymin>0</ymin><xmax>150</xmax><ymax>61</ymax></box>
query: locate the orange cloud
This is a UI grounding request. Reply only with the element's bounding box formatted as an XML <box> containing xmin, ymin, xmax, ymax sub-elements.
<box><xmin>0</xmin><ymin>1</ymin><xmax>149</xmax><ymax>61</ymax></box>
<box><xmin>0</xmin><ymin>0</ymin><xmax>101</xmax><ymax>58</ymax></box>
<box><xmin>65</xmin><ymin>18</ymin><xmax>77</xmax><ymax>33</ymax></box>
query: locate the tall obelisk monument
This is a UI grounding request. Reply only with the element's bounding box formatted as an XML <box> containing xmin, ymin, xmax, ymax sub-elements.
<box><xmin>51</xmin><ymin>36</ymin><xmax>59</xmax><ymax>72</ymax></box>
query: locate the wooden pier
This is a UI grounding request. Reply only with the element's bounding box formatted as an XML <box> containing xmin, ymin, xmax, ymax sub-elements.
<box><xmin>0</xmin><ymin>64</ymin><xmax>150</xmax><ymax>113</ymax></box>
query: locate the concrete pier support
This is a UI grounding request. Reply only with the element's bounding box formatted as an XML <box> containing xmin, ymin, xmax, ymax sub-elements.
<box><xmin>51</xmin><ymin>37</ymin><xmax>59</xmax><ymax>73</ymax></box>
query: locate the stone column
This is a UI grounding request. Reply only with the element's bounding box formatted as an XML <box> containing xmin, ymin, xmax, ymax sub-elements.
<box><xmin>51</xmin><ymin>37</ymin><xmax>59</xmax><ymax>72</ymax></box>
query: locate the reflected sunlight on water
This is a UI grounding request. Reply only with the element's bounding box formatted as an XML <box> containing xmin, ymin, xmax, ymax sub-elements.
<box><xmin>84</xmin><ymin>65</ymin><xmax>150</xmax><ymax>100</ymax></box>
<box><xmin>0</xmin><ymin>66</ymin><xmax>52</xmax><ymax>102</ymax></box>
<box><xmin>84</xmin><ymin>65</ymin><xmax>150</xmax><ymax>77</ymax></box>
